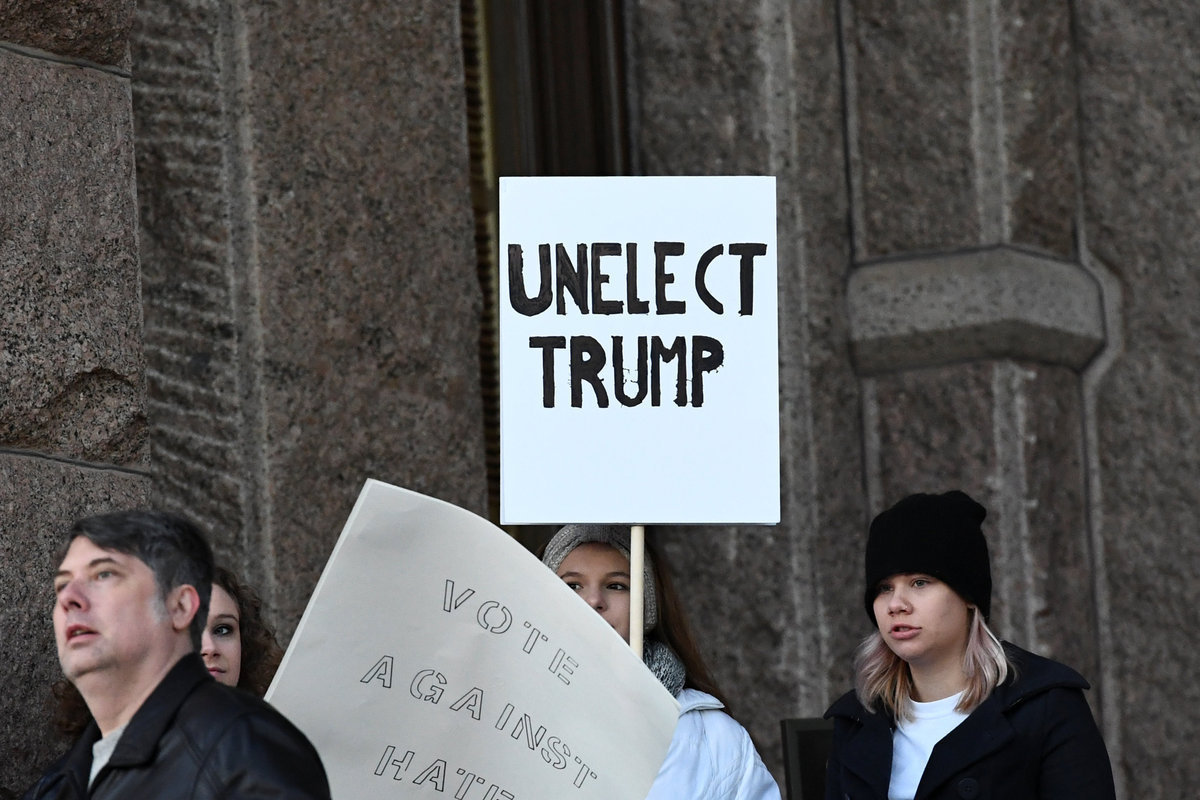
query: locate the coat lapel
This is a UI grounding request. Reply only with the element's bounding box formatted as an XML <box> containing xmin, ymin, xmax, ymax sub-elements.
<box><xmin>830</xmin><ymin>696</ymin><xmax>895</xmax><ymax>798</ymax></box>
<box><xmin>105</xmin><ymin>654</ymin><xmax>210</xmax><ymax>771</ymax></box>
<box><xmin>914</xmin><ymin>693</ymin><xmax>1012</xmax><ymax>799</ymax></box>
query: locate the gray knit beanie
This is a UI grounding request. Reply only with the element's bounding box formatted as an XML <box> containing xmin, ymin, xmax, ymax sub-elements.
<box><xmin>542</xmin><ymin>524</ymin><xmax>659</xmax><ymax>631</ymax></box>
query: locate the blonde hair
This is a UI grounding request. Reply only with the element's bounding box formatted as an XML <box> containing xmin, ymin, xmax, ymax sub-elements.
<box><xmin>854</xmin><ymin>608</ymin><xmax>1011</xmax><ymax>721</ymax></box>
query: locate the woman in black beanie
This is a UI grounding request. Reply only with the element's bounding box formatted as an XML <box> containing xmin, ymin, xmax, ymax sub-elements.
<box><xmin>823</xmin><ymin>490</ymin><xmax>1115</xmax><ymax>800</ymax></box>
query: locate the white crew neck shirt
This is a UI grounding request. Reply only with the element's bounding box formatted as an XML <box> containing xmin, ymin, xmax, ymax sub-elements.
<box><xmin>888</xmin><ymin>690</ymin><xmax>968</xmax><ymax>800</ymax></box>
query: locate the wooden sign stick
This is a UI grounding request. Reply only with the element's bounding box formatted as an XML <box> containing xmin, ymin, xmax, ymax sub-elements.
<box><xmin>630</xmin><ymin>524</ymin><xmax>645</xmax><ymax>659</ymax></box>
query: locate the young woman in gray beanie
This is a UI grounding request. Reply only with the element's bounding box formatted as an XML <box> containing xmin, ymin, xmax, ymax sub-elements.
<box><xmin>542</xmin><ymin>524</ymin><xmax>780</xmax><ymax>800</ymax></box>
<box><xmin>822</xmin><ymin>490</ymin><xmax>1115</xmax><ymax>800</ymax></box>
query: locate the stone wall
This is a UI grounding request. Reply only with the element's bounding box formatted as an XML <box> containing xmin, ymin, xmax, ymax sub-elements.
<box><xmin>0</xmin><ymin>2</ymin><xmax>150</xmax><ymax>794</ymax></box>
<box><xmin>1077</xmin><ymin>1</ymin><xmax>1200</xmax><ymax>793</ymax></box>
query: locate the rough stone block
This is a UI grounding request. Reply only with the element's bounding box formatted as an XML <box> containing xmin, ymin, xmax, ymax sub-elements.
<box><xmin>998</xmin><ymin>0</ymin><xmax>1078</xmax><ymax>257</ymax></box>
<box><xmin>0</xmin><ymin>0</ymin><xmax>134</xmax><ymax>70</ymax></box>
<box><xmin>0</xmin><ymin>453</ymin><xmax>150</xmax><ymax>796</ymax></box>
<box><xmin>1015</xmin><ymin>364</ymin><xmax>1095</xmax><ymax>682</ymax></box>
<box><xmin>846</xmin><ymin>1</ymin><xmax>1078</xmax><ymax>259</ymax></box>
<box><xmin>631</xmin><ymin>1</ymin><xmax>774</xmax><ymax>175</ymax></box>
<box><xmin>848</xmin><ymin>246</ymin><xmax>1105</xmax><ymax>373</ymax></box>
<box><xmin>0</xmin><ymin>50</ymin><xmax>144</xmax><ymax>467</ymax></box>
<box><xmin>846</xmin><ymin>0</ymin><xmax>978</xmax><ymax>256</ymax></box>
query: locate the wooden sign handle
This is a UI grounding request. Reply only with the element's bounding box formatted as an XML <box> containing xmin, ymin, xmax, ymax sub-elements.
<box><xmin>630</xmin><ymin>524</ymin><xmax>645</xmax><ymax>660</ymax></box>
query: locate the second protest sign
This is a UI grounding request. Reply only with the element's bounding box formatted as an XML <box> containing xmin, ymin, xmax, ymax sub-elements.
<box><xmin>499</xmin><ymin>175</ymin><xmax>780</xmax><ymax>525</ymax></box>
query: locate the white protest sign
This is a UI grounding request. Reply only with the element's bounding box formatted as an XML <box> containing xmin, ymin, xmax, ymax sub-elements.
<box><xmin>498</xmin><ymin>175</ymin><xmax>780</xmax><ymax>525</ymax></box>
<box><xmin>266</xmin><ymin>479</ymin><xmax>679</xmax><ymax>800</ymax></box>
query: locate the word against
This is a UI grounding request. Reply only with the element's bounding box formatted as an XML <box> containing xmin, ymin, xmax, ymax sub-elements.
<box><xmin>360</xmin><ymin>664</ymin><xmax>598</xmax><ymax>791</ymax></box>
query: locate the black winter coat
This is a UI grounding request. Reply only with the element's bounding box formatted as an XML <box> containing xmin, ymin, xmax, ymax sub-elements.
<box><xmin>23</xmin><ymin>654</ymin><xmax>331</xmax><ymax>800</ymax></box>
<box><xmin>823</xmin><ymin>643</ymin><xmax>1115</xmax><ymax>800</ymax></box>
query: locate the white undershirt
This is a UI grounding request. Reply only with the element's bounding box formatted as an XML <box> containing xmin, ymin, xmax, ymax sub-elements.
<box><xmin>89</xmin><ymin>724</ymin><xmax>127</xmax><ymax>788</ymax></box>
<box><xmin>888</xmin><ymin>691</ymin><xmax>968</xmax><ymax>800</ymax></box>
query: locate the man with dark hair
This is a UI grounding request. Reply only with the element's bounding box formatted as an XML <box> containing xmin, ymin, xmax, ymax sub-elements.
<box><xmin>23</xmin><ymin>510</ymin><xmax>331</xmax><ymax>799</ymax></box>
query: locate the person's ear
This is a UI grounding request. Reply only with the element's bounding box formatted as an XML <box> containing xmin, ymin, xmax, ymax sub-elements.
<box><xmin>167</xmin><ymin>585</ymin><xmax>201</xmax><ymax>633</ymax></box>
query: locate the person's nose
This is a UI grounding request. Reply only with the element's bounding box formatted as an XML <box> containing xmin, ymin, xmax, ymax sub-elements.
<box><xmin>56</xmin><ymin>577</ymin><xmax>87</xmax><ymax>611</ymax></box>
<box><xmin>887</xmin><ymin>587</ymin><xmax>911</xmax><ymax>614</ymax></box>
<box><xmin>200</xmin><ymin>633</ymin><xmax>216</xmax><ymax>658</ymax></box>
<box><xmin>582</xmin><ymin>586</ymin><xmax>606</xmax><ymax>612</ymax></box>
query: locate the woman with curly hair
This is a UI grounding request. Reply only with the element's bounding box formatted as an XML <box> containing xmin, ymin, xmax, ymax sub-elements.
<box><xmin>201</xmin><ymin>565</ymin><xmax>284</xmax><ymax>696</ymax></box>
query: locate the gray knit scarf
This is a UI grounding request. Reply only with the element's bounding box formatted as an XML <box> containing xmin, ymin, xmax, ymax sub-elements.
<box><xmin>644</xmin><ymin>639</ymin><xmax>686</xmax><ymax>698</ymax></box>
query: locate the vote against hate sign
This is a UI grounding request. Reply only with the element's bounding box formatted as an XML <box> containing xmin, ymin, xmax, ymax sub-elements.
<box><xmin>499</xmin><ymin>176</ymin><xmax>780</xmax><ymax>525</ymax></box>
<box><xmin>267</xmin><ymin>479</ymin><xmax>678</xmax><ymax>800</ymax></box>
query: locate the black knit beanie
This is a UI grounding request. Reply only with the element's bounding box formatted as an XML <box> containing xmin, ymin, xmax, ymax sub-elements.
<box><xmin>863</xmin><ymin>490</ymin><xmax>991</xmax><ymax>624</ymax></box>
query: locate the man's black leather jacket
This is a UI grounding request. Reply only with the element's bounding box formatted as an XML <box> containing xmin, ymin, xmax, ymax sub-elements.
<box><xmin>23</xmin><ymin>654</ymin><xmax>331</xmax><ymax>799</ymax></box>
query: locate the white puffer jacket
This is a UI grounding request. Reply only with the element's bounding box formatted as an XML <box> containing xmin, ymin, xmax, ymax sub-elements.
<box><xmin>645</xmin><ymin>688</ymin><xmax>781</xmax><ymax>800</ymax></box>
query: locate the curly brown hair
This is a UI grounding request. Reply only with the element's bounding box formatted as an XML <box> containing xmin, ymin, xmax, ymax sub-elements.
<box><xmin>212</xmin><ymin>565</ymin><xmax>283</xmax><ymax>696</ymax></box>
<box><xmin>53</xmin><ymin>564</ymin><xmax>284</xmax><ymax>739</ymax></box>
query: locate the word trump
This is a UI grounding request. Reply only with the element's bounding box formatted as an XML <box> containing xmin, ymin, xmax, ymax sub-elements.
<box><xmin>528</xmin><ymin>334</ymin><xmax>722</xmax><ymax>409</ymax></box>
<box><xmin>507</xmin><ymin>240</ymin><xmax>768</xmax><ymax>409</ymax></box>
